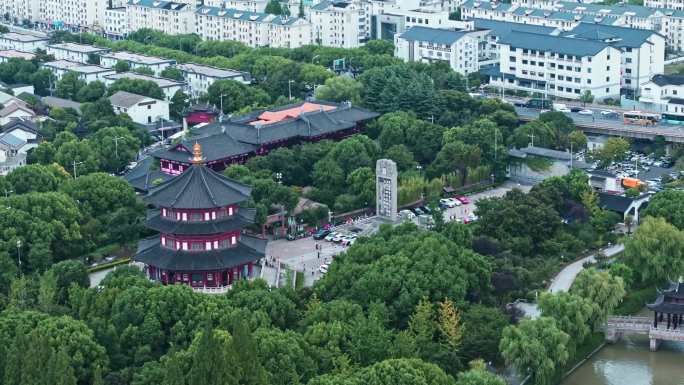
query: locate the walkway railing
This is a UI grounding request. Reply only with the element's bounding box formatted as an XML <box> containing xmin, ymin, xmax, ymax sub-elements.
<box><xmin>606</xmin><ymin>316</ymin><xmax>651</xmax><ymax>332</ymax></box>
<box><xmin>191</xmin><ymin>285</ymin><xmax>232</xmax><ymax>294</ymax></box>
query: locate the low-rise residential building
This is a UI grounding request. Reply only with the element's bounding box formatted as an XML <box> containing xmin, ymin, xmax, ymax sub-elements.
<box><xmin>42</xmin><ymin>60</ymin><xmax>116</xmax><ymax>83</ymax></box>
<box><xmin>110</xmin><ymin>91</ymin><xmax>170</xmax><ymax>125</ymax></box>
<box><xmin>203</xmin><ymin>0</ymin><xmax>268</xmax><ymax>12</ymax></box>
<box><xmin>0</xmin><ymin>102</ymin><xmax>35</xmax><ymax>125</ymax></box>
<box><xmin>0</xmin><ymin>50</ymin><xmax>35</xmax><ymax>63</ymax></box>
<box><xmin>640</xmin><ymin>74</ymin><xmax>684</xmax><ymax>123</ymax></box>
<box><xmin>195</xmin><ymin>5</ymin><xmax>312</xmax><ymax>48</ymax></box>
<box><xmin>176</xmin><ymin>63</ymin><xmax>250</xmax><ymax>99</ymax></box>
<box><xmin>395</xmin><ymin>26</ymin><xmax>481</xmax><ymax>74</ymax></box>
<box><xmin>561</xmin><ymin>23</ymin><xmax>665</xmax><ymax>97</ymax></box>
<box><xmin>0</xmin><ymin>120</ymin><xmax>40</xmax><ymax>176</ymax></box>
<box><xmin>47</xmin><ymin>43</ymin><xmax>111</xmax><ymax>64</ymax></box>
<box><xmin>100</xmin><ymin>51</ymin><xmax>176</xmax><ymax>76</ymax></box>
<box><xmin>104</xmin><ymin>72</ymin><xmax>186</xmax><ymax>100</ymax></box>
<box><xmin>127</xmin><ymin>0</ymin><xmax>196</xmax><ymax>36</ymax></box>
<box><xmin>0</xmin><ymin>32</ymin><xmax>48</xmax><ymax>52</ymax></box>
<box><xmin>311</xmin><ymin>0</ymin><xmax>367</xmax><ymax>48</ymax></box>
<box><xmin>104</xmin><ymin>7</ymin><xmax>128</xmax><ymax>39</ymax></box>
<box><xmin>485</xmin><ymin>31</ymin><xmax>622</xmax><ymax>100</ymax></box>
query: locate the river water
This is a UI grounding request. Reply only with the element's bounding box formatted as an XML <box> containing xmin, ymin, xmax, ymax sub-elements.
<box><xmin>561</xmin><ymin>334</ymin><xmax>684</xmax><ymax>385</ymax></box>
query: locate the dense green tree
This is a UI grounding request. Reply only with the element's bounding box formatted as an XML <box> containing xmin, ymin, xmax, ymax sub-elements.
<box><xmin>160</xmin><ymin>67</ymin><xmax>185</xmax><ymax>81</ymax></box>
<box><xmin>5</xmin><ymin>163</ymin><xmax>63</xmax><ymax>194</ymax></box>
<box><xmin>114</xmin><ymin>60</ymin><xmax>131</xmax><ymax>73</ymax></box>
<box><xmin>315</xmin><ymin>76</ymin><xmax>362</xmax><ymax>105</ymax></box>
<box><xmin>641</xmin><ymin>190</ymin><xmax>684</xmax><ymax>230</ymax></box>
<box><xmin>359</xmin><ymin>65</ymin><xmax>437</xmax><ymax>119</ymax></box>
<box><xmin>255</xmin><ymin>328</ymin><xmax>318</xmax><ymax>385</ymax></box>
<box><xmin>91</xmin><ymin>126</ymin><xmax>141</xmax><ymax>172</ymax></box>
<box><xmin>428</xmin><ymin>141</ymin><xmax>481</xmax><ymax>182</ymax></box>
<box><xmin>205</xmin><ymin>79</ymin><xmax>271</xmax><ymax>114</ymax></box>
<box><xmin>265</xmin><ymin>0</ymin><xmax>285</xmax><ymax>15</ymax></box>
<box><xmin>500</xmin><ymin>317</ymin><xmax>570</xmax><ymax>385</ymax></box>
<box><xmin>346</xmin><ymin>167</ymin><xmax>375</xmax><ymax>208</ymax></box>
<box><xmin>108</xmin><ymin>78</ymin><xmax>164</xmax><ymax>100</ymax></box>
<box><xmin>454</xmin><ymin>360</ymin><xmax>506</xmax><ymax>385</ymax></box>
<box><xmin>30</xmin><ymin>69</ymin><xmax>54</xmax><ymax>96</ymax></box>
<box><xmin>592</xmin><ymin>137</ymin><xmax>630</xmax><ymax>167</ymax></box>
<box><xmin>538</xmin><ymin>292</ymin><xmax>593</xmax><ymax>350</ymax></box>
<box><xmin>459</xmin><ymin>305</ymin><xmax>507</xmax><ymax>365</ymax></box>
<box><xmin>570</xmin><ymin>268</ymin><xmax>625</xmax><ymax>329</ymax></box>
<box><xmin>45</xmin><ymin>259</ymin><xmax>89</xmax><ymax>305</ymax></box>
<box><xmin>623</xmin><ymin>216</ymin><xmax>684</xmax><ymax>285</ymax></box>
<box><xmin>75</xmin><ymin>80</ymin><xmax>107</xmax><ymax>102</ymax></box>
<box><xmin>54</xmin><ymin>139</ymin><xmax>100</xmax><ymax>176</ymax></box>
<box><xmin>383</xmin><ymin>144</ymin><xmax>417</xmax><ymax>172</ymax></box>
<box><xmin>357</xmin><ymin>358</ymin><xmax>456</xmax><ymax>385</ymax></box>
<box><xmin>132</xmin><ymin>66</ymin><xmax>155</xmax><ymax>76</ymax></box>
<box><xmin>170</xmin><ymin>90</ymin><xmax>190</xmax><ymax>121</ymax></box>
<box><xmin>56</xmin><ymin>71</ymin><xmax>87</xmax><ymax>100</ymax></box>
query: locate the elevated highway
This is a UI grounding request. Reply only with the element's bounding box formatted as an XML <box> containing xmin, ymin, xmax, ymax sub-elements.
<box><xmin>515</xmin><ymin>107</ymin><xmax>684</xmax><ymax>143</ymax></box>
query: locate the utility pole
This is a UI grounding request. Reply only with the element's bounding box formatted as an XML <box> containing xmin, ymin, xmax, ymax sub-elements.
<box><xmin>3</xmin><ymin>189</ymin><xmax>12</xmax><ymax>198</ymax></box>
<box><xmin>112</xmin><ymin>136</ymin><xmax>125</xmax><ymax>159</ymax></box>
<box><xmin>16</xmin><ymin>239</ymin><xmax>21</xmax><ymax>275</ymax></box>
<box><xmin>312</xmin><ymin>54</ymin><xmax>319</xmax><ymax>64</ymax></box>
<box><xmin>72</xmin><ymin>160</ymin><xmax>84</xmax><ymax>179</ymax></box>
<box><xmin>528</xmin><ymin>132</ymin><xmax>535</xmax><ymax>147</ymax></box>
<box><xmin>288</xmin><ymin>80</ymin><xmax>295</xmax><ymax>100</ymax></box>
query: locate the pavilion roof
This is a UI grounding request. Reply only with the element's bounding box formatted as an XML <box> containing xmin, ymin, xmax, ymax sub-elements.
<box><xmin>144</xmin><ymin>162</ymin><xmax>252</xmax><ymax>209</ymax></box>
<box><xmin>647</xmin><ymin>281</ymin><xmax>684</xmax><ymax>314</ymax></box>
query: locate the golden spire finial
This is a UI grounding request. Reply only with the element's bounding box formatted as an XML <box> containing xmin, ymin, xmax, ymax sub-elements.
<box><xmin>191</xmin><ymin>142</ymin><xmax>203</xmax><ymax>165</ymax></box>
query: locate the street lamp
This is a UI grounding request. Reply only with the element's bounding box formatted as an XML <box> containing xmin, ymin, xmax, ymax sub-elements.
<box><xmin>288</xmin><ymin>80</ymin><xmax>295</xmax><ymax>100</ymax></box>
<box><xmin>275</xmin><ymin>172</ymin><xmax>283</xmax><ymax>184</ymax></box>
<box><xmin>72</xmin><ymin>160</ymin><xmax>84</xmax><ymax>179</ymax></box>
<box><xmin>312</xmin><ymin>54</ymin><xmax>320</xmax><ymax>64</ymax></box>
<box><xmin>3</xmin><ymin>189</ymin><xmax>12</xmax><ymax>198</ymax></box>
<box><xmin>16</xmin><ymin>239</ymin><xmax>21</xmax><ymax>274</ymax></box>
<box><xmin>112</xmin><ymin>136</ymin><xmax>125</xmax><ymax>159</ymax></box>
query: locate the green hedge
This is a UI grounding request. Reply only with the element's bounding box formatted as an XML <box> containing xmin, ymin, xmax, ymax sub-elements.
<box><xmin>613</xmin><ymin>286</ymin><xmax>657</xmax><ymax>315</ymax></box>
<box><xmin>87</xmin><ymin>257</ymin><xmax>131</xmax><ymax>273</ymax></box>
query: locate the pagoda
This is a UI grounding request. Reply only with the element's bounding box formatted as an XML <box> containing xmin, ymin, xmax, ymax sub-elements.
<box><xmin>134</xmin><ymin>142</ymin><xmax>266</xmax><ymax>291</ymax></box>
<box><xmin>647</xmin><ymin>280</ymin><xmax>684</xmax><ymax>330</ymax></box>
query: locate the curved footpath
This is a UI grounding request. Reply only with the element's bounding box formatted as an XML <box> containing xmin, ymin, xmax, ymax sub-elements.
<box><xmin>519</xmin><ymin>243</ymin><xmax>625</xmax><ymax>318</ymax></box>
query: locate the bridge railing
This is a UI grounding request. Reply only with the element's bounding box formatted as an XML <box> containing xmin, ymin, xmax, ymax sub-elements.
<box><xmin>650</xmin><ymin>327</ymin><xmax>684</xmax><ymax>341</ymax></box>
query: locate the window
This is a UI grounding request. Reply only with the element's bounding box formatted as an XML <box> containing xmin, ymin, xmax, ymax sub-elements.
<box><xmin>626</xmin><ymin>68</ymin><xmax>632</xmax><ymax>74</ymax></box>
<box><xmin>626</xmin><ymin>58</ymin><xmax>632</xmax><ymax>63</ymax></box>
<box><xmin>674</xmin><ymin>90</ymin><xmax>679</xmax><ymax>95</ymax></box>
<box><xmin>558</xmin><ymin>65</ymin><xmax>564</xmax><ymax>70</ymax></box>
<box><xmin>550</xmin><ymin>74</ymin><xmax>556</xmax><ymax>79</ymax></box>
<box><xmin>539</xmin><ymin>62</ymin><xmax>544</xmax><ymax>67</ymax></box>
<box><xmin>182</xmin><ymin>212</ymin><xmax>187</xmax><ymax>221</ymax></box>
<box><xmin>626</xmin><ymin>79</ymin><xmax>632</xmax><ymax>85</ymax></box>
<box><xmin>190</xmin><ymin>242</ymin><xmax>203</xmax><ymax>250</ymax></box>
<box><xmin>231</xmin><ymin>235</ymin><xmax>237</xmax><ymax>245</ymax></box>
<box><xmin>588</xmin><ymin>68</ymin><xmax>592</xmax><ymax>73</ymax></box>
<box><xmin>587</xmin><ymin>79</ymin><xmax>591</xmax><ymax>84</ymax></box>
<box><xmin>191</xmin><ymin>212</ymin><xmax>202</xmax><ymax>221</ymax></box>
<box><xmin>550</xmin><ymin>63</ymin><xmax>556</xmax><ymax>68</ymax></box>
<box><xmin>510</xmin><ymin>56</ymin><xmax>516</xmax><ymax>62</ymax></box>
<box><xmin>575</xmin><ymin>77</ymin><xmax>580</xmax><ymax>83</ymax></box>
<box><xmin>522</xmin><ymin>70</ymin><xmax>528</xmax><ymax>75</ymax></box>
<box><xmin>606</xmin><ymin>76</ymin><xmax>610</xmax><ymax>82</ymax></box>
<box><xmin>205</xmin><ymin>241</ymin><xmax>212</xmax><ymax>250</ymax></box>
<box><xmin>606</xmin><ymin>87</ymin><xmax>610</xmax><ymax>93</ymax></box>
<box><xmin>574</xmin><ymin>89</ymin><xmax>580</xmax><ymax>94</ymax></box>
<box><xmin>558</xmin><ymin>75</ymin><xmax>564</xmax><ymax>80</ymax></box>
<box><xmin>606</xmin><ymin>66</ymin><xmax>610</xmax><ymax>71</ymax></box>
<box><xmin>607</xmin><ymin>55</ymin><xmax>610</xmax><ymax>60</ymax></box>
<box><xmin>530</xmin><ymin>60</ymin><xmax>536</xmax><ymax>65</ymax></box>
<box><xmin>588</xmin><ymin>57</ymin><xmax>592</xmax><ymax>62</ymax></box>
<box><xmin>522</xmin><ymin>59</ymin><xmax>528</xmax><ymax>64</ymax></box>
<box><xmin>575</xmin><ymin>67</ymin><xmax>581</xmax><ymax>72</ymax></box>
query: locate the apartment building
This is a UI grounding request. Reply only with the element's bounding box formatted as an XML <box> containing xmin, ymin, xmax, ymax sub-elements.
<box><xmin>110</xmin><ymin>90</ymin><xmax>170</xmax><ymax>125</ymax></box>
<box><xmin>100</xmin><ymin>51</ymin><xmax>176</xmax><ymax>75</ymax></box>
<box><xmin>104</xmin><ymin>72</ymin><xmax>186</xmax><ymax>100</ymax></box>
<box><xmin>127</xmin><ymin>0</ymin><xmax>196</xmax><ymax>36</ymax></box>
<box><xmin>486</xmin><ymin>31</ymin><xmax>622</xmax><ymax>100</ymax></box>
<box><xmin>104</xmin><ymin>7</ymin><xmax>128</xmax><ymax>39</ymax></box>
<box><xmin>41</xmin><ymin>60</ymin><xmax>116</xmax><ymax>82</ymax></box>
<box><xmin>473</xmin><ymin>18</ymin><xmax>556</xmax><ymax>67</ymax></box>
<box><xmin>372</xmin><ymin>8</ymin><xmax>461</xmax><ymax>39</ymax></box>
<box><xmin>195</xmin><ymin>5</ymin><xmax>312</xmax><ymax>48</ymax></box>
<box><xmin>39</xmin><ymin>0</ymin><xmax>108</xmax><ymax>30</ymax></box>
<box><xmin>461</xmin><ymin>0</ymin><xmax>515</xmax><ymax>21</ymax></box>
<box><xmin>311</xmin><ymin>0</ymin><xmax>367</xmax><ymax>48</ymax></box>
<box><xmin>0</xmin><ymin>0</ymin><xmax>40</xmax><ymax>24</ymax></box>
<box><xmin>395</xmin><ymin>26</ymin><xmax>481</xmax><ymax>75</ymax></box>
<box><xmin>0</xmin><ymin>32</ymin><xmax>48</xmax><ymax>52</ymax></box>
<box><xmin>640</xmin><ymin>74</ymin><xmax>684</xmax><ymax>120</ymax></box>
<box><xmin>204</xmin><ymin>0</ymin><xmax>268</xmax><ymax>12</ymax></box>
<box><xmin>646</xmin><ymin>0</ymin><xmax>684</xmax><ymax>10</ymax></box>
<box><xmin>561</xmin><ymin>23</ymin><xmax>665</xmax><ymax>97</ymax></box>
<box><xmin>47</xmin><ymin>43</ymin><xmax>111</xmax><ymax>64</ymax></box>
<box><xmin>176</xmin><ymin>63</ymin><xmax>250</xmax><ymax>98</ymax></box>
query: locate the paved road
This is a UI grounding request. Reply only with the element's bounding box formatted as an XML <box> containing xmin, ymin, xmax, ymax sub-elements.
<box><xmin>519</xmin><ymin>243</ymin><xmax>626</xmax><ymax>319</ymax></box>
<box><xmin>440</xmin><ymin>182</ymin><xmax>532</xmax><ymax>222</ymax></box>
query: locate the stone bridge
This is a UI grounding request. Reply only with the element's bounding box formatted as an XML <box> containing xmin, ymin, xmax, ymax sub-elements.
<box><xmin>605</xmin><ymin>316</ymin><xmax>684</xmax><ymax>351</ymax></box>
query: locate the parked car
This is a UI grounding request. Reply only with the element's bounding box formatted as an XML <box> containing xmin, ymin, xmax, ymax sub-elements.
<box><xmin>400</xmin><ymin>209</ymin><xmax>416</xmax><ymax>220</ymax></box>
<box><xmin>570</xmin><ymin>106</ymin><xmax>581</xmax><ymax>113</ymax></box>
<box><xmin>439</xmin><ymin>198</ymin><xmax>459</xmax><ymax>208</ymax></box>
<box><xmin>313</xmin><ymin>229</ymin><xmax>331</xmax><ymax>240</ymax></box>
<box><xmin>456</xmin><ymin>196</ymin><xmax>470</xmax><ymax>204</ymax></box>
<box><xmin>319</xmin><ymin>264</ymin><xmax>329</xmax><ymax>273</ymax></box>
<box><xmin>324</xmin><ymin>232</ymin><xmax>338</xmax><ymax>242</ymax></box>
<box><xmin>600</xmin><ymin>109</ymin><xmax>618</xmax><ymax>117</ymax></box>
<box><xmin>578</xmin><ymin>109</ymin><xmax>593</xmax><ymax>115</ymax></box>
<box><xmin>412</xmin><ymin>207</ymin><xmax>424</xmax><ymax>216</ymax></box>
<box><xmin>332</xmin><ymin>233</ymin><xmax>346</xmax><ymax>243</ymax></box>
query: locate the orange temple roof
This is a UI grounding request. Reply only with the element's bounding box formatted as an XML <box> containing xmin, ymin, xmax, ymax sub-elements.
<box><xmin>249</xmin><ymin>102</ymin><xmax>335</xmax><ymax>126</ymax></box>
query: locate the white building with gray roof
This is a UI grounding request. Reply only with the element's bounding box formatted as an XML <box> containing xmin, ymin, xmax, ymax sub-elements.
<box><xmin>47</xmin><ymin>43</ymin><xmax>111</xmax><ymax>64</ymax></box>
<box><xmin>41</xmin><ymin>60</ymin><xmax>116</xmax><ymax>83</ymax></box>
<box><xmin>104</xmin><ymin>72</ymin><xmax>186</xmax><ymax>101</ymax></box>
<box><xmin>127</xmin><ymin>0</ymin><xmax>196</xmax><ymax>36</ymax></box>
<box><xmin>176</xmin><ymin>63</ymin><xmax>250</xmax><ymax>99</ymax></box>
<box><xmin>485</xmin><ymin>31</ymin><xmax>621</xmax><ymax>100</ymax></box>
<box><xmin>100</xmin><ymin>51</ymin><xmax>176</xmax><ymax>76</ymax></box>
<box><xmin>195</xmin><ymin>5</ymin><xmax>312</xmax><ymax>48</ymax></box>
<box><xmin>395</xmin><ymin>26</ymin><xmax>483</xmax><ymax>75</ymax></box>
<box><xmin>0</xmin><ymin>32</ymin><xmax>48</xmax><ymax>52</ymax></box>
<box><xmin>310</xmin><ymin>0</ymin><xmax>368</xmax><ymax>48</ymax></box>
<box><xmin>110</xmin><ymin>90</ymin><xmax>170</xmax><ymax>125</ymax></box>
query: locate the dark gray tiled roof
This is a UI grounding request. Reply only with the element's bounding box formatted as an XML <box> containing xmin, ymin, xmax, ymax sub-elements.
<box><xmin>399</xmin><ymin>26</ymin><xmax>470</xmax><ymax>45</ymax></box>
<box><xmin>474</xmin><ymin>18</ymin><xmax>556</xmax><ymax>37</ymax></box>
<box><xmin>134</xmin><ymin>234</ymin><xmax>266</xmax><ymax>271</ymax></box>
<box><xmin>651</xmin><ymin>74</ymin><xmax>684</xmax><ymax>87</ymax></box>
<box><xmin>154</xmin><ymin>102</ymin><xmax>378</xmax><ymax>163</ymax></box>
<box><xmin>598</xmin><ymin>192</ymin><xmax>634</xmax><ymax>212</ymax></box>
<box><xmin>499</xmin><ymin>31</ymin><xmax>610</xmax><ymax>56</ymax></box>
<box><xmin>110</xmin><ymin>90</ymin><xmax>149</xmax><ymax>108</ymax></box>
<box><xmin>122</xmin><ymin>156</ymin><xmax>173</xmax><ymax>192</ymax></box>
<box><xmin>562</xmin><ymin>23</ymin><xmax>658</xmax><ymax>48</ymax></box>
<box><xmin>145</xmin><ymin>208</ymin><xmax>256</xmax><ymax>235</ymax></box>
<box><xmin>144</xmin><ymin>164</ymin><xmax>252</xmax><ymax>209</ymax></box>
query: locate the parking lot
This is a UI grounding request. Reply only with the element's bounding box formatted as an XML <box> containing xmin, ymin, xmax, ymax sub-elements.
<box><xmin>261</xmin><ymin>181</ymin><xmax>531</xmax><ymax>287</ymax></box>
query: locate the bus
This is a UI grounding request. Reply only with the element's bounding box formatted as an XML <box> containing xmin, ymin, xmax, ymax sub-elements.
<box><xmin>524</xmin><ymin>98</ymin><xmax>552</xmax><ymax>110</ymax></box>
<box><xmin>623</xmin><ymin>111</ymin><xmax>661</xmax><ymax>126</ymax></box>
